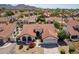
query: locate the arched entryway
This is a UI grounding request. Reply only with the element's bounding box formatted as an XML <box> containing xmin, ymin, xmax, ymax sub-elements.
<box><xmin>16</xmin><ymin>34</ymin><xmax>34</xmax><ymax>44</ymax></box>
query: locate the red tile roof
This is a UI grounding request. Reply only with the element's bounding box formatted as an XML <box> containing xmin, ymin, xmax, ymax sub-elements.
<box><xmin>18</xmin><ymin>15</ymin><xmax>37</xmax><ymax>22</ymax></box>
<box><xmin>45</xmin><ymin>17</ymin><xmax>62</xmax><ymax>22</ymax></box>
<box><xmin>19</xmin><ymin>24</ymin><xmax>57</xmax><ymax>39</ymax></box>
<box><xmin>67</xmin><ymin>18</ymin><xmax>79</xmax><ymax>35</ymax></box>
<box><xmin>0</xmin><ymin>23</ymin><xmax>16</xmax><ymax>38</ymax></box>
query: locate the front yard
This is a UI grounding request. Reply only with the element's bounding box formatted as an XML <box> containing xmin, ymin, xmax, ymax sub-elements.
<box><xmin>71</xmin><ymin>42</ymin><xmax>79</xmax><ymax>54</ymax></box>
<box><xmin>58</xmin><ymin>39</ymin><xmax>79</xmax><ymax>54</ymax></box>
<box><xmin>15</xmin><ymin>45</ymin><xmax>44</xmax><ymax>54</ymax></box>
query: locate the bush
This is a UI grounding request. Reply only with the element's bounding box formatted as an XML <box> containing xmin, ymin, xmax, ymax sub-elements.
<box><xmin>36</xmin><ymin>15</ymin><xmax>46</xmax><ymax>23</ymax></box>
<box><xmin>5</xmin><ymin>10</ymin><xmax>14</xmax><ymax>16</ymax></box>
<box><xmin>69</xmin><ymin>46</ymin><xmax>75</xmax><ymax>54</ymax></box>
<box><xmin>60</xmin><ymin>49</ymin><xmax>65</xmax><ymax>54</ymax></box>
<box><xmin>18</xmin><ymin>15</ymin><xmax>24</xmax><ymax>18</ymax></box>
<box><xmin>19</xmin><ymin>45</ymin><xmax>23</xmax><ymax>50</ymax></box>
<box><xmin>29</xmin><ymin>42</ymin><xmax>36</xmax><ymax>48</ymax></box>
<box><xmin>53</xmin><ymin>21</ymin><xmax>61</xmax><ymax>29</ymax></box>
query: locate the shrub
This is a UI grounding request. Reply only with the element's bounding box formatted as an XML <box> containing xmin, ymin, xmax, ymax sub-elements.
<box><xmin>26</xmin><ymin>48</ymin><xmax>29</xmax><ymax>50</ymax></box>
<box><xmin>69</xmin><ymin>45</ymin><xmax>75</xmax><ymax>54</ymax></box>
<box><xmin>32</xmin><ymin>39</ymin><xmax>36</xmax><ymax>42</ymax></box>
<box><xmin>36</xmin><ymin>15</ymin><xmax>46</xmax><ymax>23</ymax></box>
<box><xmin>19</xmin><ymin>45</ymin><xmax>23</xmax><ymax>50</ymax></box>
<box><xmin>60</xmin><ymin>49</ymin><xmax>65</xmax><ymax>54</ymax></box>
<box><xmin>29</xmin><ymin>42</ymin><xmax>36</xmax><ymax>48</ymax></box>
<box><xmin>53</xmin><ymin>21</ymin><xmax>61</xmax><ymax>29</ymax></box>
<box><xmin>5</xmin><ymin>10</ymin><xmax>14</xmax><ymax>16</ymax></box>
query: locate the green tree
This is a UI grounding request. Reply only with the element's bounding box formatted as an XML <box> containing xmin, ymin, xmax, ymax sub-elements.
<box><xmin>36</xmin><ymin>15</ymin><xmax>46</xmax><ymax>23</ymax></box>
<box><xmin>58</xmin><ymin>30</ymin><xmax>68</xmax><ymax>41</ymax></box>
<box><xmin>5</xmin><ymin>10</ymin><xmax>14</xmax><ymax>16</ymax></box>
<box><xmin>54</xmin><ymin>21</ymin><xmax>61</xmax><ymax>29</ymax></box>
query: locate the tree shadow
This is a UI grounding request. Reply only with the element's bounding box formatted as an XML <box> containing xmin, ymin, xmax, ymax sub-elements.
<box><xmin>58</xmin><ymin>40</ymin><xmax>67</xmax><ymax>46</ymax></box>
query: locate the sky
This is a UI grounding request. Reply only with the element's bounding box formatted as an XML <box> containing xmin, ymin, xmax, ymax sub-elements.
<box><xmin>28</xmin><ymin>4</ymin><xmax>79</xmax><ymax>9</ymax></box>
<box><xmin>12</xmin><ymin>4</ymin><xmax>79</xmax><ymax>9</ymax></box>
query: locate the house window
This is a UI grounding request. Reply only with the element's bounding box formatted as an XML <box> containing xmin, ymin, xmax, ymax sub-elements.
<box><xmin>71</xmin><ymin>35</ymin><xmax>77</xmax><ymax>39</ymax></box>
<box><xmin>22</xmin><ymin>36</ymin><xmax>26</xmax><ymax>42</ymax></box>
<box><xmin>27</xmin><ymin>36</ymin><xmax>32</xmax><ymax>43</ymax></box>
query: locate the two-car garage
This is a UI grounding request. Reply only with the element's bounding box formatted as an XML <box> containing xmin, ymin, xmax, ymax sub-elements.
<box><xmin>41</xmin><ymin>36</ymin><xmax>58</xmax><ymax>48</ymax></box>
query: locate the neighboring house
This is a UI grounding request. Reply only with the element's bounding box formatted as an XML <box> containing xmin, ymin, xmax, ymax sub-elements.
<box><xmin>45</xmin><ymin>16</ymin><xmax>63</xmax><ymax>24</ymax></box>
<box><xmin>0</xmin><ymin>23</ymin><xmax>16</xmax><ymax>45</ymax></box>
<box><xmin>0</xmin><ymin>17</ymin><xmax>16</xmax><ymax>24</ymax></box>
<box><xmin>16</xmin><ymin>24</ymin><xmax>58</xmax><ymax>45</ymax></box>
<box><xmin>43</xmin><ymin>11</ymin><xmax>51</xmax><ymax>18</ymax></box>
<box><xmin>45</xmin><ymin>17</ymin><xmax>54</xmax><ymax>24</ymax></box>
<box><xmin>0</xmin><ymin>17</ymin><xmax>9</xmax><ymax>23</ymax></box>
<box><xmin>17</xmin><ymin>15</ymin><xmax>37</xmax><ymax>24</ymax></box>
<box><xmin>67</xmin><ymin>18</ymin><xmax>79</xmax><ymax>41</ymax></box>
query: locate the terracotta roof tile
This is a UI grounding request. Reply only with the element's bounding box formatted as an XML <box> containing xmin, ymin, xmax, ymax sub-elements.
<box><xmin>67</xmin><ymin>18</ymin><xmax>79</xmax><ymax>35</ymax></box>
<box><xmin>0</xmin><ymin>23</ymin><xmax>16</xmax><ymax>38</ymax></box>
<box><xmin>20</xmin><ymin>24</ymin><xmax>57</xmax><ymax>39</ymax></box>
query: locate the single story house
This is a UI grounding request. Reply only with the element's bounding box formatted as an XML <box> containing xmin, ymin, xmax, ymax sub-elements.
<box><xmin>17</xmin><ymin>15</ymin><xmax>37</xmax><ymax>24</ymax></box>
<box><xmin>16</xmin><ymin>24</ymin><xmax>58</xmax><ymax>46</ymax></box>
<box><xmin>0</xmin><ymin>23</ymin><xmax>16</xmax><ymax>45</ymax></box>
<box><xmin>67</xmin><ymin>18</ymin><xmax>79</xmax><ymax>41</ymax></box>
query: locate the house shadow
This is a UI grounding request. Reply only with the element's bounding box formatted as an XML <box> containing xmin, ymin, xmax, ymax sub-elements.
<box><xmin>40</xmin><ymin>43</ymin><xmax>58</xmax><ymax>48</ymax></box>
<box><xmin>0</xmin><ymin>43</ymin><xmax>5</xmax><ymax>47</ymax></box>
<box><xmin>58</xmin><ymin>40</ymin><xmax>67</xmax><ymax>46</ymax></box>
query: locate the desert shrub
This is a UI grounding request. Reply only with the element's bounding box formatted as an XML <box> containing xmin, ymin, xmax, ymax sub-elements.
<box><xmin>36</xmin><ymin>15</ymin><xmax>46</xmax><ymax>23</ymax></box>
<box><xmin>32</xmin><ymin>39</ymin><xmax>36</xmax><ymax>42</ymax></box>
<box><xmin>29</xmin><ymin>42</ymin><xmax>36</xmax><ymax>48</ymax></box>
<box><xmin>5</xmin><ymin>10</ymin><xmax>14</xmax><ymax>16</ymax></box>
<box><xmin>69</xmin><ymin>45</ymin><xmax>75</xmax><ymax>54</ymax></box>
<box><xmin>26</xmin><ymin>48</ymin><xmax>29</xmax><ymax>50</ymax></box>
<box><xmin>60</xmin><ymin>49</ymin><xmax>65</xmax><ymax>54</ymax></box>
<box><xmin>19</xmin><ymin>45</ymin><xmax>23</xmax><ymax>50</ymax></box>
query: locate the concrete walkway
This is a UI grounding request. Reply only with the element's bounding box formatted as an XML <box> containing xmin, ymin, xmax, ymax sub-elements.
<box><xmin>44</xmin><ymin>47</ymin><xmax>60</xmax><ymax>54</ymax></box>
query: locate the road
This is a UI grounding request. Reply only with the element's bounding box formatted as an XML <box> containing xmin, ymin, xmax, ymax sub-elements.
<box><xmin>0</xmin><ymin>43</ymin><xmax>16</xmax><ymax>54</ymax></box>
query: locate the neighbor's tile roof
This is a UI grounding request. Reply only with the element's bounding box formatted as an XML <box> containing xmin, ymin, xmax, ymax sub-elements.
<box><xmin>0</xmin><ymin>17</ymin><xmax>9</xmax><ymax>22</ymax></box>
<box><xmin>19</xmin><ymin>24</ymin><xmax>57</xmax><ymax>39</ymax></box>
<box><xmin>0</xmin><ymin>23</ymin><xmax>16</xmax><ymax>38</ymax></box>
<box><xmin>18</xmin><ymin>15</ymin><xmax>37</xmax><ymax>22</ymax></box>
<box><xmin>67</xmin><ymin>18</ymin><xmax>79</xmax><ymax>35</ymax></box>
<box><xmin>45</xmin><ymin>17</ymin><xmax>62</xmax><ymax>22</ymax></box>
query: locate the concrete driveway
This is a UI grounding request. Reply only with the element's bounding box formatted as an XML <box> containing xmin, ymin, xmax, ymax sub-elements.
<box><xmin>44</xmin><ymin>47</ymin><xmax>59</xmax><ymax>54</ymax></box>
<box><xmin>42</xmin><ymin>43</ymin><xmax>60</xmax><ymax>54</ymax></box>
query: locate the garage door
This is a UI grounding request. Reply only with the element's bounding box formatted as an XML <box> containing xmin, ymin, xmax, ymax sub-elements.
<box><xmin>41</xmin><ymin>37</ymin><xmax>58</xmax><ymax>48</ymax></box>
<box><xmin>43</xmin><ymin>37</ymin><xmax>58</xmax><ymax>43</ymax></box>
<box><xmin>41</xmin><ymin>43</ymin><xmax>58</xmax><ymax>48</ymax></box>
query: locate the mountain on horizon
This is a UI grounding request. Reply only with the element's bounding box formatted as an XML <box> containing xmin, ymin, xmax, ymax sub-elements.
<box><xmin>0</xmin><ymin>4</ymin><xmax>37</xmax><ymax>10</ymax></box>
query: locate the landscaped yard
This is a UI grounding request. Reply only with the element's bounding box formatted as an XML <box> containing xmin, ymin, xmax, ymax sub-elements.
<box><xmin>71</xmin><ymin>42</ymin><xmax>79</xmax><ymax>53</ymax></box>
<box><xmin>58</xmin><ymin>46</ymin><xmax>69</xmax><ymax>54</ymax></box>
<box><xmin>15</xmin><ymin>45</ymin><xmax>44</xmax><ymax>54</ymax></box>
<box><xmin>72</xmin><ymin>42</ymin><xmax>79</xmax><ymax>50</ymax></box>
